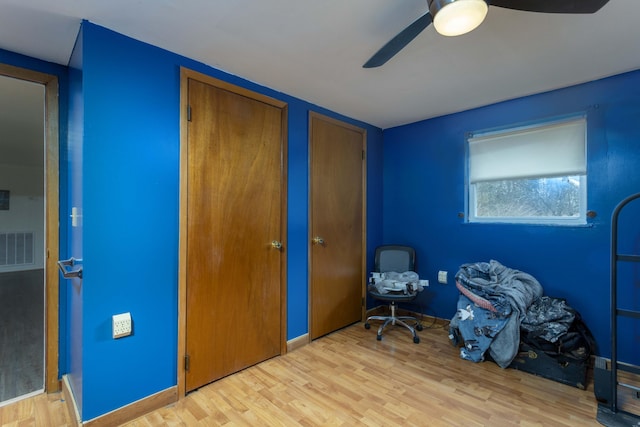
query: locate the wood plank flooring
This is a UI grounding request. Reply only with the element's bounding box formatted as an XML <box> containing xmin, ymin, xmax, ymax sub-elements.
<box><xmin>0</xmin><ymin>392</ymin><xmax>70</xmax><ymax>426</ymax></box>
<box><xmin>0</xmin><ymin>321</ymin><xmax>608</xmax><ymax>426</ymax></box>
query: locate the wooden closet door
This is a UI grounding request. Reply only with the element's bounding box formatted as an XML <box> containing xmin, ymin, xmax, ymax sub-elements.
<box><xmin>185</xmin><ymin>78</ymin><xmax>285</xmax><ymax>392</ymax></box>
<box><xmin>309</xmin><ymin>113</ymin><xmax>366</xmax><ymax>340</ymax></box>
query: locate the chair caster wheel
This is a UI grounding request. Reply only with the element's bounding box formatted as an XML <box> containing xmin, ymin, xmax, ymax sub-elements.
<box><xmin>364</xmin><ymin>323</ymin><xmax>370</xmax><ymax>329</ymax></box>
<box><xmin>376</xmin><ymin>335</ymin><xmax>382</xmax><ymax>341</ymax></box>
<box><xmin>413</xmin><ymin>336</ymin><xmax>420</xmax><ymax>344</ymax></box>
<box><xmin>416</xmin><ymin>324</ymin><xmax>423</xmax><ymax>331</ymax></box>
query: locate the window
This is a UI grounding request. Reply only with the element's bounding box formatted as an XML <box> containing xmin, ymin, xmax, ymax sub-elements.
<box><xmin>468</xmin><ymin>116</ymin><xmax>587</xmax><ymax>225</ymax></box>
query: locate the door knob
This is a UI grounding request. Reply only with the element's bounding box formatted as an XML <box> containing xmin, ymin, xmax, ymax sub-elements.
<box><xmin>271</xmin><ymin>240</ymin><xmax>283</xmax><ymax>249</ymax></box>
<box><xmin>312</xmin><ymin>236</ymin><xmax>325</xmax><ymax>245</ymax></box>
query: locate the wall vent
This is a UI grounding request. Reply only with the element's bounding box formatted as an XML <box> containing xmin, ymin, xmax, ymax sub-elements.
<box><xmin>0</xmin><ymin>232</ymin><xmax>34</xmax><ymax>267</ymax></box>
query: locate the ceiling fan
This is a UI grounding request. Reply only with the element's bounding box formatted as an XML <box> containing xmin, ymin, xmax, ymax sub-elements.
<box><xmin>363</xmin><ymin>0</ymin><xmax>610</xmax><ymax>68</ymax></box>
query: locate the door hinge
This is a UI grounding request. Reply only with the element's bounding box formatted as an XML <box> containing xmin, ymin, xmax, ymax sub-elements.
<box><xmin>362</xmin><ymin>150</ymin><xmax>365</xmax><ymax>160</ymax></box>
<box><xmin>184</xmin><ymin>355</ymin><xmax>190</xmax><ymax>372</ymax></box>
<box><xmin>187</xmin><ymin>105</ymin><xmax>192</xmax><ymax>122</ymax></box>
<box><xmin>362</xmin><ymin>297</ymin><xmax>366</xmax><ymax>307</ymax></box>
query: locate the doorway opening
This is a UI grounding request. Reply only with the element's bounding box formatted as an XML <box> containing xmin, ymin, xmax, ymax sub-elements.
<box><xmin>0</xmin><ymin>64</ymin><xmax>60</xmax><ymax>406</ymax></box>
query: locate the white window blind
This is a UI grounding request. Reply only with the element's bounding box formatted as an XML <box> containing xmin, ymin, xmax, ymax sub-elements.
<box><xmin>468</xmin><ymin>117</ymin><xmax>586</xmax><ymax>183</ymax></box>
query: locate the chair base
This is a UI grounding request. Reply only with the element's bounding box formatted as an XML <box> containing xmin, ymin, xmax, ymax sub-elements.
<box><xmin>365</xmin><ymin>302</ymin><xmax>421</xmax><ymax>343</ymax></box>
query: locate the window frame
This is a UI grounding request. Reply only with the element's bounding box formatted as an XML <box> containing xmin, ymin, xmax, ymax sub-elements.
<box><xmin>466</xmin><ymin>116</ymin><xmax>588</xmax><ymax>226</ymax></box>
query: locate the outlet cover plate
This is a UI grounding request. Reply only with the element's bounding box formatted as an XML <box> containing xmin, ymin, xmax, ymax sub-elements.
<box><xmin>112</xmin><ymin>312</ymin><xmax>132</xmax><ymax>339</ymax></box>
<box><xmin>438</xmin><ymin>271</ymin><xmax>448</xmax><ymax>284</ymax></box>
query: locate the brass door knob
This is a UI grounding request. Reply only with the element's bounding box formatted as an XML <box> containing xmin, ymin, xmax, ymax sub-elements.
<box><xmin>312</xmin><ymin>236</ymin><xmax>325</xmax><ymax>245</ymax></box>
<box><xmin>271</xmin><ymin>240</ymin><xmax>283</xmax><ymax>249</ymax></box>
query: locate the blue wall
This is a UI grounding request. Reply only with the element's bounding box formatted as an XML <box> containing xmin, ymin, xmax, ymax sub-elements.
<box><xmin>66</xmin><ymin>26</ymin><xmax>85</xmax><ymax>411</ymax></box>
<box><xmin>383</xmin><ymin>70</ymin><xmax>640</xmax><ymax>366</ymax></box>
<box><xmin>65</xmin><ymin>21</ymin><xmax>383</xmax><ymax>421</ymax></box>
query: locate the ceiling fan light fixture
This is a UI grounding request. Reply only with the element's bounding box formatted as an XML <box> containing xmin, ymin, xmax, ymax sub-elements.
<box><xmin>430</xmin><ymin>0</ymin><xmax>488</xmax><ymax>37</ymax></box>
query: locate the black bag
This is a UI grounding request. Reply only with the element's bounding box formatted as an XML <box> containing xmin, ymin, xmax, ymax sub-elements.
<box><xmin>521</xmin><ymin>309</ymin><xmax>595</xmax><ymax>361</ymax></box>
<box><xmin>512</xmin><ymin>303</ymin><xmax>596</xmax><ymax>389</ymax></box>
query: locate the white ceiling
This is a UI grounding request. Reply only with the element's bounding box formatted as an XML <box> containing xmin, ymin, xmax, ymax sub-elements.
<box><xmin>1</xmin><ymin>0</ymin><xmax>640</xmax><ymax>130</ymax></box>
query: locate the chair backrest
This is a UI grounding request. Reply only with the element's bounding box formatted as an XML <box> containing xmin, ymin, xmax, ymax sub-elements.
<box><xmin>374</xmin><ymin>245</ymin><xmax>415</xmax><ymax>273</ymax></box>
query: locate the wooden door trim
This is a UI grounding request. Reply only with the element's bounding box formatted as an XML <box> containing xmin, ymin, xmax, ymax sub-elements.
<box><xmin>178</xmin><ymin>67</ymin><xmax>288</xmax><ymax>398</ymax></box>
<box><xmin>0</xmin><ymin>63</ymin><xmax>60</xmax><ymax>393</ymax></box>
<box><xmin>308</xmin><ymin>112</ymin><xmax>367</xmax><ymax>337</ymax></box>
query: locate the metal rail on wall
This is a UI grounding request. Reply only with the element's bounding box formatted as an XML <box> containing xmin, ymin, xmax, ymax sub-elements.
<box><xmin>595</xmin><ymin>193</ymin><xmax>640</xmax><ymax>426</ymax></box>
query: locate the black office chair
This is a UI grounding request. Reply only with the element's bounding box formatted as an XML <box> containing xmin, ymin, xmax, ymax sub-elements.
<box><xmin>364</xmin><ymin>245</ymin><xmax>423</xmax><ymax>343</ymax></box>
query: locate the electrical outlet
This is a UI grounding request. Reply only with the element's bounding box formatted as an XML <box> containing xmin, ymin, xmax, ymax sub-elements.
<box><xmin>438</xmin><ymin>270</ymin><xmax>448</xmax><ymax>284</ymax></box>
<box><xmin>112</xmin><ymin>312</ymin><xmax>132</xmax><ymax>339</ymax></box>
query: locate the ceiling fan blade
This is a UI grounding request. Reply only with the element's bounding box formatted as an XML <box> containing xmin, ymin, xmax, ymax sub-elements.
<box><xmin>490</xmin><ymin>0</ymin><xmax>609</xmax><ymax>14</ymax></box>
<box><xmin>363</xmin><ymin>12</ymin><xmax>433</xmax><ymax>68</ymax></box>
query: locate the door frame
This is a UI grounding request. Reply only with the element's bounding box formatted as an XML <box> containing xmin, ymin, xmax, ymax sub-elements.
<box><xmin>0</xmin><ymin>63</ymin><xmax>60</xmax><ymax>393</ymax></box>
<box><xmin>308</xmin><ymin>112</ymin><xmax>367</xmax><ymax>338</ymax></box>
<box><xmin>177</xmin><ymin>67</ymin><xmax>288</xmax><ymax>398</ymax></box>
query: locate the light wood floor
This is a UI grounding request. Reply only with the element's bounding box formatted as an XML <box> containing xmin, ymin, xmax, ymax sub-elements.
<box><xmin>0</xmin><ymin>321</ymin><xmax>605</xmax><ymax>426</ymax></box>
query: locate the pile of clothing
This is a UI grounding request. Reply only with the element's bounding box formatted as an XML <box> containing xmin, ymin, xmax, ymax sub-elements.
<box><xmin>448</xmin><ymin>260</ymin><xmax>543</xmax><ymax>368</ymax></box>
<box><xmin>368</xmin><ymin>271</ymin><xmax>426</xmax><ymax>295</ymax></box>
<box><xmin>449</xmin><ymin>259</ymin><xmax>596</xmax><ymax>390</ymax></box>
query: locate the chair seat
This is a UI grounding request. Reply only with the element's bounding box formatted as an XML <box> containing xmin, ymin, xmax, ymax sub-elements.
<box><xmin>367</xmin><ymin>289</ymin><xmax>418</xmax><ymax>303</ymax></box>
